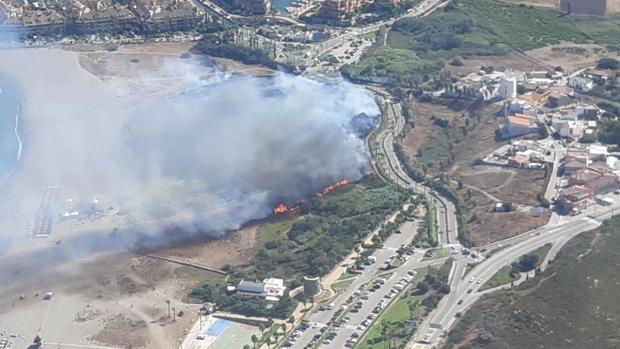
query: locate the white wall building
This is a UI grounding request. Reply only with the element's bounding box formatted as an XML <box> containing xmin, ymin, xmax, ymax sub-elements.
<box><xmin>263</xmin><ymin>278</ymin><xmax>286</xmax><ymax>299</ymax></box>
<box><xmin>568</xmin><ymin>77</ymin><xmax>594</xmax><ymax>92</ymax></box>
<box><xmin>499</xmin><ymin>76</ymin><xmax>517</xmax><ymax>99</ymax></box>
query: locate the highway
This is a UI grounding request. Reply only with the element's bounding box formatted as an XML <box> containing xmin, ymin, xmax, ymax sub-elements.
<box><xmin>367</xmin><ymin>87</ymin><xmax>620</xmax><ymax>348</ymax></box>
<box><xmin>417</xmin><ymin>208</ymin><xmax>616</xmax><ymax>344</ymax></box>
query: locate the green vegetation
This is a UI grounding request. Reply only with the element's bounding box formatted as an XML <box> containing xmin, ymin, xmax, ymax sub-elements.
<box><xmin>337</xmin><ymin>270</ymin><xmax>359</xmax><ymax>281</ymax></box>
<box><xmin>251</xmin><ymin>177</ymin><xmax>409</xmax><ymax>279</ymax></box>
<box><xmin>597</xmin><ymin>58</ymin><xmax>620</xmax><ymax>70</ymax></box>
<box><xmin>194</xmin><ymin>34</ymin><xmax>277</xmax><ymax>69</ymax></box>
<box><xmin>332</xmin><ymin>278</ymin><xmax>356</xmax><ymax>292</ymax></box>
<box><xmin>479</xmin><ymin>265</ymin><xmax>515</xmax><ymax>291</ymax></box>
<box><xmin>188</xmin><ymin>283</ymin><xmax>297</xmax><ymax>319</ymax></box>
<box><xmin>258</xmin><ymin>220</ymin><xmax>293</xmax><ymax>244</ymax></box>
<box><xmin>358</xmin><ymin>0</ymin><xmax>422</xmax><ymax>24</ymax></box>
<box><xmin>445</xmin><ymin>216</ymin><xmax>620</xmax><ymax>348</ymax></box>
<box><xmin>257</xmin><ymin>323</ymin><xmax>282</xmax><ymax>347</ymax></box>
<box><xmin>593</xmin><ymin>116</ymin><xmax>620</xmax><ymax>145</ymax></box>
<box><xmin>349</xmin><ymin>0</ymin><xmax>620</xmax><ymax>88</ymax></box>
<box><xmin>189</xmin><ymin>177</ymin><xmax>410</xmax><ymax>318</ymax></box>
<box><xmin>357</xmin><ymin>261</ymin><xmax>452</xmax><ymax>349</ymax></box>
<box><xmin>413</xmin><ymin>201</ymin><xmax>438</xmax><ymax>248</ymax></box>
<box><xmin>480</xmin><ymin>243</ymin><xmax>552</xmax><ymax>291</ymax></box>
<box><xmin>343</xmin><ymin>46</ymin><xmax>444</xmax><ymax>86</ymax></box>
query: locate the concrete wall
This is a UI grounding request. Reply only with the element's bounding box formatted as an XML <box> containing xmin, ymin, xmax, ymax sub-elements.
<box><xmin>608</xmin><ymin>0</ymin><xmax>620</xmax><ymax>13</ymax></box>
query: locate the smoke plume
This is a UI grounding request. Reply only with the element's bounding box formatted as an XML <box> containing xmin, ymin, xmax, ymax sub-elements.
<box><xmin>0</xmin><ymin>50</ymin><xmax>380</xmax><ymax>246</ymax></box>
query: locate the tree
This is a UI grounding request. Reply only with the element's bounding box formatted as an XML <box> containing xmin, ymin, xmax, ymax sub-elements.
<box><xmin>251</xmin><ymin>335</ymin><xmax>258</xmax><ymax>349</ymax></box>
<box><xmin>597</xmin><ymin>57</ymin><xmax>620</xmax><ymax>70</ymax></box>
<box><xmin>243</xmin><ymin>345</ymin><xmax>251</xmax><ymax>349</ymax></box>
<box><xmin>513</xmin><ymin>253</ymin><xmax>539</xmax><ymax>272</ymax></box>
<box><xmin>449</xmin><ymin>56</ymin><xmax>464</xmax><ymax>66</ymax></box>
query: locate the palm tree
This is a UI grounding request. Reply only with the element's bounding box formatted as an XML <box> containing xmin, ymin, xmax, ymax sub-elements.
<box><xmin>251</xmin><ymin>334</ymin><xmax>258</xmax><ymax>349</ymax></box>
<box><xmin>273</xmin><ymin>331</ymin><xmax>281</xmax><ymax>344</ymax></box>
<box><xmin>243</xmin><ymin>345</ymin><xmax>251</xmax><ymax>349</ymax></box>
<box><xmin>259</xmin><ymin>323</ymin><xmax>266</xmax><ymax>336</ymax></box>
<box><xmin>281</xmin><ymin>323</ymin><xmax>287</xmax><ymax>334</ymax></box>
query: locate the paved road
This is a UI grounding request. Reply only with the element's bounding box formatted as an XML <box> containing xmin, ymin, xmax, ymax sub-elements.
<box><xmin>287</xmin><ymin>218</ymin><xmax>422</xmax><ymax>349</ymax></box>
<box><xmin>322</xmin><ymin>257</ymin><xmax>446</xmax><ymax>349</ymax></box>
<box><xmin>415</xmin><ymin>205</ymin><xmax>619</xmax><ymax>344</ymax></box>
<box><xmin>299</xmin><ymin>0</ymin><xmax>449</xmax><ymax>65</ymax></box>
<box><xmin>372</xmin><ymin>92</ymin><xmax>458</xmax><ymax>246</ymax></box>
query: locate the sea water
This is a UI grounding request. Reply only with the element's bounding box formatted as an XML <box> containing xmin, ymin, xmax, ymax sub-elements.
<box><xmin>0</xmin><ymin>74</ymin><xmax>22</xmax><ymax>188</ymax></box>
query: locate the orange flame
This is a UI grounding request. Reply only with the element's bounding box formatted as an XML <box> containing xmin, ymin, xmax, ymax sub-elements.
<box><xmin>317</xmin><ymin>179</ymin><xmax>350</xmax><ymax>197</ymax></box>
<box><xmin>274</xmin><ymin>203</ymin><xmax>289</xmax><ymax>215</ymax></box>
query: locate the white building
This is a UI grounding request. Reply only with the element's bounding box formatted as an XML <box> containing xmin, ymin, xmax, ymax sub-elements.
<box><xmin>499</xmin><ymin>76</ymin><xmax>517</xmax><ymax>99</ymax></box>
<box><xmin>502</xmin><ymin>114</ymin><xmax>539</xmax><ymax>138</ymax></box>
<box><xmin>263</xmin><ymin>278</ymin><xmax>286</xmax><ymax>300</ymax></box>
<box><xmin>552</xmin><ymin>119</ymin><xmax>585</xmax><ymax>139</ymax></box>
<box><xmin>568</xmin><ymin>77</ymin><xmax>594</xmax><ymax>92</ymax></box>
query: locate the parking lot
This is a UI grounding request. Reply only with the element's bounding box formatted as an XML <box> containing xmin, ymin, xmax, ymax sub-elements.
<box><xmin>284</xmin><ymin>222</ymin><xmax>419</xmax><ymax>349</ymax></box>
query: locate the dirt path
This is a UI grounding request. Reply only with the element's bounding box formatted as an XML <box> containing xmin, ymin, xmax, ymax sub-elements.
<box><xmin>462</xmin><ymin>183</ymin><xmax>503</xmax><ymax>203</ymax></box>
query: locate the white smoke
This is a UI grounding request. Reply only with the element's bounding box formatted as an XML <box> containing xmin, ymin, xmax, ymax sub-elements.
<box><xmin>0</xmin><ymin>50</ymin><xmax>380</xmax><ymax>246</ymax></box>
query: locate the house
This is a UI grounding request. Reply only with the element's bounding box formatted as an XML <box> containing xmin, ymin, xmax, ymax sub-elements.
<box><xmin>589</xmin><ymin>144</ymin><xmax>608</xmax><ymax>160</ymax></box>
<box><xmin>502</xmin><ymin>114</ymin><xmax>539</xmax><ymax>138</ymax></box>
<box><xmin>236</xmin><ymin>278</ymin><xmax>286</xmax><ymax>302</ymax></box>
<box><xmin>509</xmin><ymin>154</ymin><xmax>530</xmax><ymax>167</ymax></box>
<box><xmin>562</xmin><ymin>156</ymin><xmax>588</xmax><ymax>175</ymax></box>
<box><xmin>263</xmin><ymin>278</ymin><xmax>286</xmax><ymax>299</ymax></box>
<box><xmin>585</xmin><ymin>173</ymin><xmax>620</xmax><ymax>195</ymax></box>
<box><xmin>567</xmin><ymin>165</ymin><xmax>620</xmax><ymax>195</ymax></box>
<box><xmin>546</xmin><ymin>91</ymin><xmax>571</xmax><ymax>108</ymax></box>
<box><xmin>568</xmin><ymin>167</ymin><xmax>605</xmax><ymax>187</ymax></box>
<box><xmin>576</xmin><ymin>105</ymin><xmax>600</xmax><ymax>120</ymax></box>
<box><xmin>552</xmin><ymin>119</ymin><xmax>584</xmax><ymax>139</ymax></box>
<box><xmin>556</xmin><ymin>185</ymin><xmax>591</xmax><ymax>214</ymax></box>
<box><xmin>499</xmin><ymin>76</ymin><xmax>517</xmax><ymax>99</ymax></box>
<box><xmin>238</xmin><ymin>280</ymin><xmax>267</xmax><ymax>295</ymax></box>
<box><xmin>568</xmin><ymin>77</ymin><xmax>594</xmax><ymax>92</ymax></box>
<box><xmin>584</xmin><ymin>69</ymin><xmax>609</xmax><ymax>82</ymax></box>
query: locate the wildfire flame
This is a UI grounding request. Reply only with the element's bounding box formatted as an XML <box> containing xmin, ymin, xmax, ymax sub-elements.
<box><xmin>317</xmin><ymin>179</ymin><xmax>349</xmax><ymax>197</ymax></box>
<box><xmin>273</xmin><ymin>178</ymin><xmax>352</xmax><ymax>215</ymax></box>
<box><xmin>274</xmin><ymin>203</ymin><xmax>289</xmax><ymax>215</ymax></box>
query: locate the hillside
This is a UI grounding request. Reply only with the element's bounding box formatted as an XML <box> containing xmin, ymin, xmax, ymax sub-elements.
<box><xmin>444</xmin><ymin>216</ymin><xmax>620</xmax><ymax>349</ymax></box>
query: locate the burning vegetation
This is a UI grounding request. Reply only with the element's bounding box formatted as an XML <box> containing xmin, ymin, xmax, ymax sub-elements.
<box><xmin>273</xmin><ymin>179</ymin><xmax>353</xmax><ymax>215</ymax></box>
<box><xmin>317</xmin><ymin>179</ymin><xmax>350</xmax><ymax>197</ymax></box>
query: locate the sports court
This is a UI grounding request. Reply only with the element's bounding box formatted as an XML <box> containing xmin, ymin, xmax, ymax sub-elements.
<box><xmin>202</xmin><ymin>318</ymin><xmax>261</xmax><ymax>349</ymax></box>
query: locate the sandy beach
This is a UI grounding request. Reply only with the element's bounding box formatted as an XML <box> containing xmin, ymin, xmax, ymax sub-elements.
<box><xmin>0</xmin><ymin>45</ymin><xmax>263</xmax><ymax>348</ymax></box>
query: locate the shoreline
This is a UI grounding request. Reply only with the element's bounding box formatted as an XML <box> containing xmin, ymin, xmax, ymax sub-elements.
<box><xmin>0</xmin><ymin>76</ymin><xmax>24</xmax><ymax>191</ymax></box>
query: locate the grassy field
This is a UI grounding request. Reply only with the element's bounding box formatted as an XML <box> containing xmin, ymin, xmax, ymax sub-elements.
<box><xmin>332</xmin><ymin>278</ymin><xmax>356</xmax><ymax>292</ymax></box>
<box><xmin>479</xmin><ymin>265</ymin><xmax>515</xmax><ymax>291</ymax></box>
<box><xmin>351</xmin><ymin>0</ymin><xmax>620</xmax><ymax>87</ymax></box>
<box><xmin>480</xmin><ymin>243</ymin><xmax>552</xmax><ymax>290</ymax></box>
<box><xmin>356</xmin><ymin>263</ymin><xmax>451</xmax><ymax>349</ymax></box>
<box><xmin>257</xmin><ymin>220</ymin><xmax>293</xmax><ymax>244</ymax></box>
<box><xmin>445</xmin><ymin>216</ymin><xmax>620</xmax><ymax>348</ymax></box>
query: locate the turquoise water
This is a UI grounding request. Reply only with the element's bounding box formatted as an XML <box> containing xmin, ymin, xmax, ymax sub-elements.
<box><xmin>0</xmin><ymin>74</ymin><xmax>21</xmax><ymax>187</ymax></box>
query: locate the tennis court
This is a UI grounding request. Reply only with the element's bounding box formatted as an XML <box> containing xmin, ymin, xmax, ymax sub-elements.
<box><xmin>208</xmin><ymin>321</ymin><xmax>260</xmax><ymax>349</ymax></box>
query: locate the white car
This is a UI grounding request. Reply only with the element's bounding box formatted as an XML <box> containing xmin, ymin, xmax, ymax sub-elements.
<box><xmin>468</xmin><ymin>277</ymin><xmax>475</xmax><ymax>283</ymax></box>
